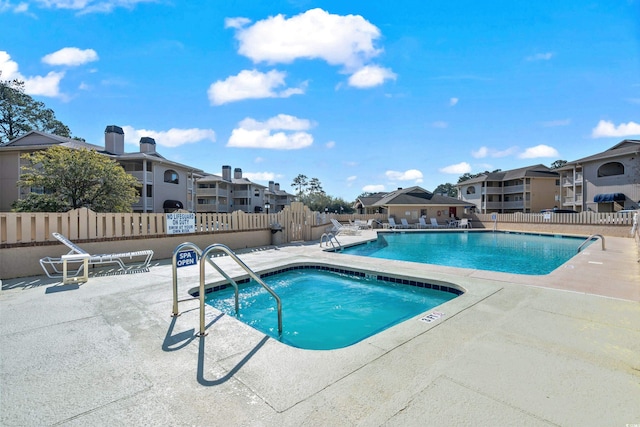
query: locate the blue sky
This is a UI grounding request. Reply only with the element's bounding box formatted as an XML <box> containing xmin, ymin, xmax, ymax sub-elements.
<box><xmin>1</xmin><ymin>1</ymin><xmax>639</xmax><ymax>201</ymax></box>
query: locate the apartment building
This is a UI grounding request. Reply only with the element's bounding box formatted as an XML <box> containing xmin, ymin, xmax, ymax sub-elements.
<box><xmin>0</xmin><ymin>126</ymin><xmax>205</xmax><ymax>213</ymax></box>
<box><xmin>0</xmin><ymin>126</ymin><xmax>298</xmax><ymax>214</ymax></box>
<box><xmin>457</xmin><ymin>165</ymin><xmax>559</xmax><ymax>213</ymax></box>
<box><xmin>557</xmin><ymin>139</ymin><xmax>640</xmax><ymax>212</ymax></box>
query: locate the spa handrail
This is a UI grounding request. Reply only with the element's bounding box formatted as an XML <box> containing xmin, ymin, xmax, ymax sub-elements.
<box><xmin>198</xmin><ymin>243</ymin><xmax>282</xmax><ymax>336</ymax></box>
<box><xmin>577</xmin><ymin>234</ymin><xmax>605</xmax><ymax>253</ymax></box>
<box><xmin>171</xmin><ymin>242</ymin><xmax>240</xmax><ymax>317</ymax></box>
<box><xmin>320</xmin><ymin>232</ymin><xmax>342</xmax><ymax>250</ymax></box>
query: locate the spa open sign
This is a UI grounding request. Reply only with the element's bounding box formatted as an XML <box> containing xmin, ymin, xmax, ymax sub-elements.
<box><xmin>166</xmin><ymin>213</ymin><xmax>195</xmax><ymax>234</ymax></box>
<box><xmin>176</xmin><ymin>250</ymin><xmax>198</xmax><ymax>268</ymax></box>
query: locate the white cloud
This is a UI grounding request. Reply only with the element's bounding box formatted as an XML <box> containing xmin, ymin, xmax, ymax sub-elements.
<box><xmin>449</xmin><ymin>97</ymin><xmax>458</xmax><ymax>106</ymax></box>
<box><xmin>518</xmin><ymin>144</ymin><xmax>559</xmax><ymax>159</ymax></box>
<box><xmin>363</xmin><ymin>184</ymin><xmax>385</xmax><ymax>193</ymax></box>
<box><xmin>591</xmin><ymin>120</ymin><xmax>640</xmax><ymax>138</ymax></box>
<box><xmin>526</xmin><ymin>52</ymin><xmax>554</xmax><ymax>61</ymax></box>
<box><xmin>471</xmin><ymin>145</ymin><xmax>518</xmax><ymax>159</ymax></box>
<box><xmin>540</xmin><ymin>118</ymin><xmax>571</xmax><ymax>127</ymax></box>
<box><xmin>439</xmin><ymin>162</ymin><xmax>471</xmax><ymax>174</ymax></box>
<box><xmin>31</xmin><ymin>0</ymin><xmax>155</xmax><ymax>14</ymax></box>
<box><xmin>347</xmin><ymin>176</ymin><xmax>357</xmax><ymax>182</ymax></box>
<box><xmin>24</xmin><ymin>71</ymin><xmax>66</xmax><ymax>97</ymax></box>
<box><xmin>348</xmin><ymin>65</ymin><xmax>396</xmax><ymax>88</ymax></box>
<box><xmin>472</xmin><ymin>146</ymin><xmax>488</xmax><ymax>158</ymax></box>
<box><xmin>243</xmin><ymin>171</ymin><xmax>276</xmax><ymax>182</ymax></box>
<box><xmin>227</xmin><ymin>114</ymin><xmax>314</xmax><ymax>150</ymax></box>
<box><xmin>1</xmin><ymin>50</ymin><xmax>65</xmax><ymax>97</ymax></box>
<box><xmin>224</xmin><ymin>17</ymin><xmax>251</xmax><ymax>29</ymax></box>
<box><xmin>385</xmin><ymin>169</ymin><xmax>423</xmax><ymax>182</ymax></box>
<box><xmin>326</xmin><ymin>140</ymin><xmax>336</xmax><ymax>148</ymax></box>
<box><xmin>431</xmin><ymin>121</ymin><xmax>448</xmax><ymax>128</ymax></box>
<box><xmin>231</xmin><ymin>8</ymin><xmax>383</xmax><ymax>71</ymax></box>
<box><xmin>1</xmin><ymin>1</ymin><xmax>29</xmax><ymax>13</ymax></box>
<box><xmin>42</xmin><ymin>47</ymin><xmax>98</xmax><ymax>66</ymax></box>
<box><xmin>121</xmin><ymin>126</ymin><xmax>216</xmax><ymax>148</ymax></box>
<box><xmin>207</xmin><ymin>69</ymin><xmax>304</xmax><ymax>105</ymax></box>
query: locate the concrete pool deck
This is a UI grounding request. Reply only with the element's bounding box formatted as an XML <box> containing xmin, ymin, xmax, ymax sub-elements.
<box><xmin>1</xmin><ymin>230</ymin><xmax>639</xmax><ymax>426</ymax></box>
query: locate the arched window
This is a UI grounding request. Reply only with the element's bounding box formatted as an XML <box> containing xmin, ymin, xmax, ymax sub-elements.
<box><xmin>164</xmin><ymin>170</ymin><xmax>179</xmax><ymax>184</ymax></box>
<box><xmin>466</xmin><ymin>186</ymin><xmax>476</xmax><ymax>194</ymax></box>
<box><xmin>597</xmin><ymin>162</ymin><xmax>624</xmax><ymax>177</ymax></box>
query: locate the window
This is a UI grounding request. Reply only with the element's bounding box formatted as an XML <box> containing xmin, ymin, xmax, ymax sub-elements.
<box><xmin>164</xmin><ymin>170</ymin><xmax>179</xmax><ymax>184</ymax></box>
<box><xmin>466</xmin><ymin>186</ymin><xmax>476</xmax><ymax>194</ymax></box>
<box><xmin>597</xmin><ymin>162</ymin><xmax>624</xmax><ymax>177</ymax></box>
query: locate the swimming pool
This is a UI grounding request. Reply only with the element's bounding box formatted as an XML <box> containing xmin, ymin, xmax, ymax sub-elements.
<box><xmin>203</xmin><ymin>265</ymin><xmax>461</xmax><ymax>350</ymax></box>
<box><xmin>338</xmin><ymin>231</ymin><xmax>591</xmax><ymax>275</ymax></box>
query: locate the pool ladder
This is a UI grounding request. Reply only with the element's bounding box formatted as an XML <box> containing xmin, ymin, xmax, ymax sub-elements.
<box><xmin>171</xmin><ymin>242</ymin><xmax>283</xmax><ymax>336</ymax></box>
<box><xmin>320</xmin><ymin>233</ymin><xmax>342</xmax><ymax>250</ymax></box>
<box><xmin>577</xmin><ymin>234</ymin><xmax>605</xmax><ymax>253</ymax></box>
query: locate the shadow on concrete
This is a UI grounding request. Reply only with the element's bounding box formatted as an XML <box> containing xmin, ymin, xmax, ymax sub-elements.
<box><xmin>162</xmin><ymin>310</ymin><xmax>223</xmax><ymax>352</ymax></box>
<box><xmin>197</xmin><ymin>334</ymin><xmax>270</xmax><ymax>386</ymax></box>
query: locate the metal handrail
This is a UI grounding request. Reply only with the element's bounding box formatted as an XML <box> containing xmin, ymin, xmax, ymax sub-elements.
<box><xmin>198</xmin><ymin>243</ymin><xmax>282</xmax><ymax>337</ymax></box>
<box><xmin>577</xmin><ymin>234</ymin><xmax>605</xmax><ymax>253</ymax></box>
<box><xmin>171</xmin><ymin>242</ymin><xmax>239</xmax><ymax>317</ymax></box>
<box><xmin>320</xmin><ymin>232</ymin><xmax>342</xmax><ymax>249</ymax></box>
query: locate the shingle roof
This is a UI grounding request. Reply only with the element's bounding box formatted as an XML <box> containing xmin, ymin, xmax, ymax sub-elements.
<box><xmin>371</xmin><ymin>186</ymin><xmax>467</xmax><ymax>207</ymax></box>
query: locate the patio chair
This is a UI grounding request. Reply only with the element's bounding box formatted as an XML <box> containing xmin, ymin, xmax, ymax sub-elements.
<box><xmin>457</xmin><ymin>218</ymin><xmax>471</xmax><ymax>228</ymax></box>
<box><xmin>330</xmin><ymin>219</ymin><xmax>360</xmax><ymax>235</ymax></box>
<box><xmin>400</xmin><ymin>218</ymin><xmax>412</xmax><ymax>229</ymax></box>
<box><xmin>39</xmin><ymin>232</ymin><xmax>154</xmax><ymax>278</ymax></box>
<box><xmin>418</xmin><ymin>217</ymin><xmax>429</xmax><ymax>229</ymax></box>
<box><xmin>387</xmin><ymin>218</ymin><xmax>403</xmax><ymax>229</ymax></box>
<box><xmin>430</xmin><ymin>218</ymin><xmax>445</xmax><ymax>228</ymax></box>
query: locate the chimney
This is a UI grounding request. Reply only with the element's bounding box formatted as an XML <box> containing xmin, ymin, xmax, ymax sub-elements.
<box><xmin>234</xmin><ymin>168</ymin><xmax>242</xmax><ymax>179</ymax></box>
<box><xmin>104</xmin><ymin>125</ymin><xmax>124</xmax><ymax>154</ymax></box>
<box><xmin>139</xmin><ymin>137</ymin><xmax>156</xmax><ymax>153</ymax></box>
<box><xmin>222</xmin><ymin>165</ymin><xmax>231</xmax><ymax>181</ymax></box>
<box><xmin>269</xmin><ymin>181</ymin><xmax>275</xmax><ymax>192</ymax></box>
<box><xmin>275</xmin><ymin>183</ymin><xmax>280</xmax><ymax>191</ymax></box>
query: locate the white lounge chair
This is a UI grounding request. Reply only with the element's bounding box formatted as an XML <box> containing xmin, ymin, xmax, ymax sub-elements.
<box><xmin>457</xmin><ymin>218</ymin><xmax>471</xmax><ymax>228</ymax></box>
<box><xmin>418</xmin><ymin>217</ymin><xmax>429</xmax><ymax>229</ymax></box>
<box><xmin>330</xmin><ymin>219</ymin><xmax>360</xmax><ymax>235</ymax></box>
<box><xmin>39</xmin><ymin>232</ymin><xmax>154</xmax><ymax>278</ymax></box>
<box><xmin>387</xmin><ymin>218</ymin><xmax>403</xmax><ymax>229</ymax></box>
<box><xmin>430</xmin><ymin>218</ymin><xmax>445</xmax><ymax>228</ymax></box>
<box><xmin>400</xmin><ymin>218</ymin><xmax>412</xmax><ymax>229</ymax></box>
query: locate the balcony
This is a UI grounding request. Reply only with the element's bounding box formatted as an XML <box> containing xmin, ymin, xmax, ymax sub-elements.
<box><xmin>130</xmin><ymin>171</ymin><xmax>153</xmax><ymax>183</ymax></box>
<box><xmin>482</xmin><ymin>187</ymin><xmax>502</xmax><ymax>195</ymax></box>
<box><xmin>502</xmin><ymin>184</ymin><xmax>526</xmax><ymax>194</ymax></box>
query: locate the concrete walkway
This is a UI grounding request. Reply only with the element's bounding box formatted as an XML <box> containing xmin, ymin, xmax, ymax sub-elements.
<box><xmin>1</xmin><ymin>231</ymin><xmax>639</xmax><ymax>426</ymax></box>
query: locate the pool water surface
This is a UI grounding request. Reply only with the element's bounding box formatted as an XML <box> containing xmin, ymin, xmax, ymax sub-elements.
<box><xmin>338</xmin><ymin>231</ymin><xmax>590</xmax><ymax>275</ymax></box>
<box><xmin>204</xmin><ymin>267</ymin><xmax>459</xmax><ymax>350</ymax></box>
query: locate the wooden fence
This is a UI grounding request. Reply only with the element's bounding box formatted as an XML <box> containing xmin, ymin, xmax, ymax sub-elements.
<box><xmin>1</xmin><ymin>206</ymin><xmax>636</xmax><ymax>246</ymax></box>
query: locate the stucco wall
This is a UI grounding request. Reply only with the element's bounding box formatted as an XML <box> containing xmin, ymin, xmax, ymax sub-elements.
<box><xmin>0</xmin><ymin>230</ymin><xmax>270</xmax><ymax>279</ymax></box>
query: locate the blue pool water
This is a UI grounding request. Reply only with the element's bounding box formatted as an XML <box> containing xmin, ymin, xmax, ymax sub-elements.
<box><xmin>339</xmin><ymin>231</ymin><xmax>590</xmax><ymax>275</ymax></box>
<box><xmin>204</xmin><ymin>267</ymin><xmax>459</xmax><ymax>350</ymax></box>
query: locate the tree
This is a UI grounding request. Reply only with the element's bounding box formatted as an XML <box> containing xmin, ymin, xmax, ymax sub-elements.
<box><xmin>291</xmin><ymin>174</ymin><xmax>308</xmax><ymax>196</ymax></box>
<box><xmin>0</xmin><ymin>77</ymin><xmax>71</xmax><ymax>144</ymax></box>
<box><xmin>550</xmin><ymin>160</ymin><xmax>567</xmax><ymax>169</ymax></box>
<box><xmin>14</xmin><ymin>146</ymin><xmax>140</xmax><ymax>212</ymax></box>
<box><xmin>433</xmin><ymin>183</ymin><xmax>458</xmax><ymax>197</ymax></box>
<box><xmin>308</xmin><ymin>177</ymin><xmax>324</xmax><ymax>194</ymax></box>
<box><xmin>457</xmin><ymin>169</ymin><xmax>501</xmax><ymax>183</ymax></box>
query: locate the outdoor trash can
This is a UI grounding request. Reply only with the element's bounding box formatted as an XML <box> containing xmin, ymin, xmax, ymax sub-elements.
<box><xmin>270</xmin><ymin>223</ymin><xmax>283</xmax><ymax>245</ymax></box>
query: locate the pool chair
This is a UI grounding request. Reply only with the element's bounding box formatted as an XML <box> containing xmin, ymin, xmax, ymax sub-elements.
<box><xmin>387</xmin><ymin>218</ymin><xmax>400</xmax><ymax>229</ymax></box>
<box><xmin>330</xmin><ymin>219</ymin><xmax>360</xmax><ymax>235</ymax></box>
<box><xmin>457</xmin><ymin>218</ymin><xmax>471</xmax><ymax>228</ymax></box>
<box><xmin>400</xmin><ymin>218</ymin><xmax>412</xmax><ymax>229</ymax></box>
<box><xmin>430</xmin><ymin>218</ymin><xmax>445</xmax><ymax>228</ymax></box>
<box><xmin>417</xmin><ymin>217</ymin><xmax>429</xmax><ymax>229</ymax></box>
<box><xmin>39</xmin><ymin>232</ymin><xmax>154</xmax><ymax>278</ymax></box>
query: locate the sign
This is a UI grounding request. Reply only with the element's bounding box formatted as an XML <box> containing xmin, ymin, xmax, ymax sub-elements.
<box><xmin>176</xmin><ymin>249</ymin><xmax>198</xmax><ymax>268</ymax></box>
<box><xmin>166</xmin><ymin>213</ymin><xmax>195</xmax><ymax>234</ymax></box>
<box><xmin>491</xmin><ymin>213</ymin><xmax>497</xmax><ymax>221</ymax></box>
<box><xmin>420</xmin><ymin>311</ymin><xmax>445</xmax><ymax>323</ymax></box>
